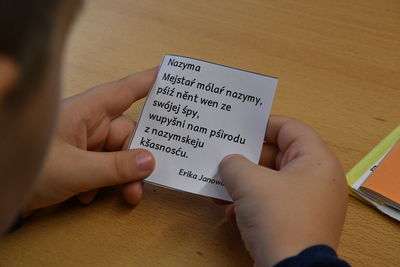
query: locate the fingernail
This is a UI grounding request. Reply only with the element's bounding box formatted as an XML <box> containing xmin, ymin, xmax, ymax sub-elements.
<box><xmin>136</xmin><ymin>151</ymin><xmax>153</xmax><ymax>171</ymax></box>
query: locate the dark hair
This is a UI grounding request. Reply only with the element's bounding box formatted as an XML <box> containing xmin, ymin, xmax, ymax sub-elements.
<box><xmin>0</xmin><ymin>0</ymin><xmax>61</xmax><ymax>105</ymax></box>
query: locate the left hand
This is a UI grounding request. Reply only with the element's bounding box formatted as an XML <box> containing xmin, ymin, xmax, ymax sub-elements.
<box><xmin>25</xmin><ymin>68</ymin><xmax>157</xmax><ymax>212</ymax></box>
<box><xmin>218</xmin><ymin>116</ymin><xmax>347</xmax><ymax>266</ymax></box>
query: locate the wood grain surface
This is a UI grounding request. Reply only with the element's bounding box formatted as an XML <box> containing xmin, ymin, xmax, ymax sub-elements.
<box><xmin>0</xmin><ymin>0</ymin><xmax>399</xmax><ymax>266</ymax></box>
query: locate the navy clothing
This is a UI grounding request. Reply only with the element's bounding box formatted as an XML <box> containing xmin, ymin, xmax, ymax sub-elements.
<box><xmin>275</xmin><ymin>245</ymin><xmax>350</xmax><ymax>267</ymax></box>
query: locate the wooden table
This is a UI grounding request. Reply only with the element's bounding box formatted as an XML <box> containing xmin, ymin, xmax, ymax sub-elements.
<box><xmin>1</xmin><ymin>0</ymin><xmax>399</xmax><ymax>266</ymax></box>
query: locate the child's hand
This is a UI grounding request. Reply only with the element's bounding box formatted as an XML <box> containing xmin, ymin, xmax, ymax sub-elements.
<box><xmin>219</xmin><ymin>115</ymin><xmax>347</xmax><ymax>266</ymax></box>
<box><xmin>25</xmin><ymin>68</ymin><xmax>157</xmax><ymax>212</ymax></box>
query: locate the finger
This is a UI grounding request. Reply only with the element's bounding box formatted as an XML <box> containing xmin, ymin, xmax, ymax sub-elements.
<box><xmin>122</xmin><ymin>181</ymin><xmax>144</xmax><ymax>206</ymax></box>
<box><xmin>275</xmin><ymin>151</ymin><xmax>285</xmax><ymax>171</ymax></box>
<box><xmin>77</xmin><ymin>189</ymin><xmax>99</xmax><ymax>204</ymax></box>
<box><xmin>265</xmin><ymin>115</ymin><xmax>323</xmax><ymax>153</ymax></box>
<box><xmin>65</xmin><ymin>146</ymin><xmax>155</xmax><ymax>193</ymax></box>
<box><xmin>104</xmin><ymin>115</ymin><xmax>136</xmax><ymax>151</ymax></box>
<box><xmin>259</xmin><ymin>143</ymin><xmax>279</xmax><ymax>169</ymax></box>
<box><xmin>93</xmin><ymin>67</ymin><xmax>158</xmax><ymax>117</ymax></box>
<box><xmin>219</xmin><ymin>154</ymin><xmax>270</xmax><ymax>200</ymax></box>
<box><xmin>225</xmin><ymin>204</ymin><xmax>236</xmax><ymax>223</ymax></box>
<box><xmin>264</xmin><ymin>115</ymin><xmax>293</xmax><ymax>145</ymax></box>
<box><xmin>67</xmin><ymin>67</ymin><xmax>157</xmax><ymax>119</ymax></box>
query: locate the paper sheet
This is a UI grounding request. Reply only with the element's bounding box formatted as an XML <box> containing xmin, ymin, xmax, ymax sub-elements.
<box><xmin>361</xmin><ymin>141</ymin><xmax>400</xmax><ymax>206</ymax></box>
<box><xmin>346</xmin><ymin>125</ymin><xmax>400</xmax><ymax>197</ymax></box>
<box><xmin>346</xmin><ymin>125</ymin><xmax>400</xmax><ymax>221</ymax></box>
<box><xmin>129</xmin><ymin>55</ymin><xmax>278</xmax><ymax>201</ymax></box>
<box><xmin>349</xmin><ymin>144</ymin><xmax>400</xmax><ymax>221</ymax></box>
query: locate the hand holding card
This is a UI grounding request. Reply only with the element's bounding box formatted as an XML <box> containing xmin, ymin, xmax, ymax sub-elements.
<box><xmin>129</xmin><ymin>55</ymin><xmax>278</xmax><ymax>201</ymax></box>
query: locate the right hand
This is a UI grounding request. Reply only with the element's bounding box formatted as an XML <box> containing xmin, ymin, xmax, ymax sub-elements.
<box><xmin>218</xmin><ymin>115</ymin><xmax>348</xmax><ymax>266</ymax></box>
<box><xmin>25</xmin><ymin>69</ymin><xmax>157</xmax><ymax>213</ymax></box>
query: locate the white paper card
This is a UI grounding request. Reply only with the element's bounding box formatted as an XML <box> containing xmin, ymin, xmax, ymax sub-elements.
<box><xmin>129</xmin><ymin>55</ymin><xmax>278</xmax><ymax>201</ymax></box>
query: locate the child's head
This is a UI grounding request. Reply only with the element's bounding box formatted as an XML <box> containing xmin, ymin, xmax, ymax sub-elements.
<box><xmin>0</xmin><ymin>0</ymin><xmax>81</xmax><ymax>233</ymax></box>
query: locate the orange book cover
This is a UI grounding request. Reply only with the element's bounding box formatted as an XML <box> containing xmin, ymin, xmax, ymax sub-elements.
<box><xmin>361</xmin><ymin>141</ymin><xmax>400</xmax><ymax>205</ymax></box>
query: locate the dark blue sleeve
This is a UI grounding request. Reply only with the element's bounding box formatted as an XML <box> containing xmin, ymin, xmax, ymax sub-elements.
<box><xmin>274</xmin><ymin>245</ymin><xmax>351</xmax><ymax>267</ymax></box>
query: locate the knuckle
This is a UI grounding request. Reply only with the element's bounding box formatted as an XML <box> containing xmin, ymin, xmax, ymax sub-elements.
<box><xmin>113</xmin><ymin>152</ymin><xmax>134</xmax><ymax>183</ymax></box>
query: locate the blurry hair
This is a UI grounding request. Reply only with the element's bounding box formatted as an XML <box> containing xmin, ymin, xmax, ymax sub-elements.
<box><xmin>0</xmin><ymin>0</ymin><xmax>61</xmax><ymax>106</ymax></box>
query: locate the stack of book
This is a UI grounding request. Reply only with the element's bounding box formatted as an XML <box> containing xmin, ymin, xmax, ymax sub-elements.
<box><xmin>346</xmin><ymin>125</ymin><xmax>400</xmax><ymax>221</ymax></box>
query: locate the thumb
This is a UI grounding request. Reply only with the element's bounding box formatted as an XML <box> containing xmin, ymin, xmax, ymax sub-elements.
<box><xmin>219</xmin><ymin>154</ymin><xmax>264</xmax><ymax>200</ymax></box>
<box><xmin>68</xmin><ymin>147</ymin><xmax>155</xmax><ymax>193</ymax></box>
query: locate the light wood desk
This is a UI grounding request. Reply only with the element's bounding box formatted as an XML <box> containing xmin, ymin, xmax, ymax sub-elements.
<box><xmin>1</xmin><ymin>0</ymin><xmax>399</xmax><ymax>266</ymax></box>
